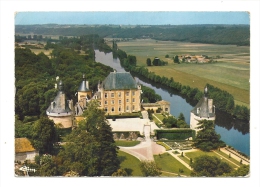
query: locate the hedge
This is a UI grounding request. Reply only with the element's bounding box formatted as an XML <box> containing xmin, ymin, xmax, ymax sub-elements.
<box><xmin>155</xmin><ymin>129</ymin><xmax>195</xmax><ymax>140</ymax></box>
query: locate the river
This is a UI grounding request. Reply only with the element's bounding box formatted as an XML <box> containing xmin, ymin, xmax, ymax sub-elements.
<box><xmin>95</xmin><ymin>50</ymin><xmax>250</xmax><ymax>156</ymax></box>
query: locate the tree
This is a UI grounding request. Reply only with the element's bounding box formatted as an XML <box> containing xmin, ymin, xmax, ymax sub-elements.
<box><xmin>178</xmin><ymin>113</ymin><xmax>185</xmax><ymax>121</ymax></box>
<box><xmin>61</xmin><ymin>100</ymin><xmax>120</xmax><ymax>176</ymax></box>
<box><xmin>38</xmin><ymin>154</ymin><xmax>58</xmax><ymax>176</ymax></box>
<box><xmin>152</xmin><ymin>57</ymin><xmax>160</xmax><ymax>66</ymax></box>
<box><xmin>193</xmin><ymin>120</ymin><xmax>225</xmax><ymax>151</ymax></box>
<box><xmin>139</xmin><ymin>161</ymin><xmax>162</xmax><ymax>177</ymax></box>
<box><xmin>58</xmin><ymin>129</ymin><xmax>100</xmax><ymax>176</ymax></box>
<box><xmin>127</xmin><ymin>55</ymin><xmax>137</xmax><ymax>66</ymax></box>
<box><xmin>162</xmin><ymin>116</ymin><xmax>177</xmax><ymax>128</ymax></box>
<box><xmin>173</xmin><ymin>55</ymin><xmax>180</xmax><ymax>63</ymax></box>
<box><xmin>31</xmin><ymin>117</ymin><xmax>58</xmax><ymax>154</ymax></box>
<box><xmin>227</xmin><ymin>165</ymin><xmax>249</xmax><ymax>177</ymax></box>
<box><xmin>146</xmin><ymin>58</ymin><xmax>151</xmax><ymax>66</ymax></box>
<box><xmin>191</xmin><ymin>155</ymin><xmax>232</xmax><ymax>177</ymax></box>
<box><xmin>96</xmin><ymin>118</ymin><xmax>120</xmax><ymax>176</ymax></box>
<box><xmin>112</xmin><ymin>169</ymin><xmax>128</xmax><ymax>176</ymax></box>
<box><xmin>15</xmin><ymin>115</ymin><xmax>33</xmax><ymax>138</ymax></box>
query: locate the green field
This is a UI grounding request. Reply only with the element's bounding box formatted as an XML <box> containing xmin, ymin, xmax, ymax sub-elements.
<box><xmin>111</xmin><ymin>39</ymin><xmax>250</xmax><ymax>106</ymax></box>
<box><xmin>118</xmin><ymin>150</ymin><xmax>142</xmax><ymax>176</ymax></box>
<box><xmin>185</xmin><ymin>150</ymin><xmax>239</xmax><ymax>169</ymax></box>
<box><xmin>154</xmin><ymin>153</ymin><xmax>191</xmax><ymax>176</ymax></box>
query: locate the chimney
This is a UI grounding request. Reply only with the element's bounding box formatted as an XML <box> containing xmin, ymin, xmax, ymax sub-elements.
<box><xmin>208</xmin><ymin>99</ymin><xmax>213</xmax><ymax>113</ymax></box>
<box><xmin>86</xmin><ymin>81</ymin><xmax>89</xmax><ymax>90</ymax></box>
<box><xmin>60</xmin><ymin>94</ymin><xmax>65</xmax><ymax>109</ymax></box>
<box><xmin>51</xmin><ymin>102</ymin><xmax>55</xmax><ymax>110</ymax></box>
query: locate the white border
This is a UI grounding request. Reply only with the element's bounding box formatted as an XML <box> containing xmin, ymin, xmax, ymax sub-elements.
<box><xmin>1</xmin><ymin>1</ymin><xmax>259</xmax><ymax>187</ymax></box>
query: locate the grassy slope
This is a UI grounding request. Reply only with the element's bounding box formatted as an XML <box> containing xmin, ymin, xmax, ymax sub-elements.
<box><xmin>185</xmin><ymin>150</ymin><xmax>239</xmax><ymax>169</ymax></box>
<box><xmin>118</xmin><ymin>150</ymin><xmax>142</xmax><ymax>176</ymax></box>
<box><xmin>115</xmin><ymin>141</ymin><xmax>141</xmax><ymax>147</ymax></box>
<box><xmin>154</xmin><ymin>153</ymin><xmax>191</xmax><ymax>176</ymax></box>
<box><xmin>114</xmin><ymin>39</ymin><xmax>250</xmax><ymax>107</ymax></box>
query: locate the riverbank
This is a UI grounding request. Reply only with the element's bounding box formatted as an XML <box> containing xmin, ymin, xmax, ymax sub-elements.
<box><xmin>95</xmin><ymin>49</ymin><xmax>250</xmax><ymax>156</ymax></box>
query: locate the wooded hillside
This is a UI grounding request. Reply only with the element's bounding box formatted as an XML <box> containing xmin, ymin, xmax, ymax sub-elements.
<box><xmin>15</xmin><ymin>24</ymin><xmax>250</xmax><ymax>46</ymax></box>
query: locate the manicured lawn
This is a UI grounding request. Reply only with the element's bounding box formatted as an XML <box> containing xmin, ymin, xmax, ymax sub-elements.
<box><xmin>217</xmin><ymin>150</ymin><xmax>241</xmax><ymax>166</ymax></box>
<box><xmin>117</xmin><ymin>150</ymin><xmax>142</xmax><ymax>176</ymax></box>
<box><xmin>115</xmin><ymin>140</ymin><xmax>141</xmax><ymax>147</ymax></box>
<box><xmin>178</xmin><ymin>155</ymin><xmax>191</xmax><ymax>165</ymax></box>
<box><xmin>154</xmin><ymin>153</ymin><xmax>191</xmax><ymax>176</ymax></box>
<box><xmin>153</xmin><ymin>113</ymin><xmax>165</xmax><ymax>122</ymax></box>
<box><xmin>185</xmin><ymin>150</ymin><xmax>238</xmax><ymax>169</ymax></box>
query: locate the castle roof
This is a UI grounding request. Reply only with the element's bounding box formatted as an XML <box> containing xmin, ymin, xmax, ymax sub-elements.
<box><xmin>156</xmin><ymin>100</ymin><xmax>170</xmax><ymax>105</ymax></box>
<box><xmin>46</xmin><ymin>80</ymin><xmax>72</xmax><ymax>115</ymax></box>
<box><xmin>191</xmin><ymin>87</ymin><xmax>215</xmax><ymax>118</ymax></box>
<box><xmin>103</xmin><ymin>72</ymin><xmax>138</xmax><ymax>90</ymax></box>
<box><xmin>15</xmin><ymin>138</ymin><xmax>36</xmax><ymax>153</ymax></box>
<box><xmin>78</xmin><ymin>74</ymin><xmax>90</xmax><ymax>92</ymax></box>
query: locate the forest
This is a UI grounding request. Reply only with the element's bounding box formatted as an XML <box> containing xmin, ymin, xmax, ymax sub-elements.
<box><xmin>15</xmin><ymin>24</ymin><xmax>250</xmax><ymax>46</ymax></box>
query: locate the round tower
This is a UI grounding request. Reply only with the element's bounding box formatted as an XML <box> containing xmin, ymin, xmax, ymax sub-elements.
<box><xmin>46</xmin><ymin>80</ymin><xmax>73</xmax><ymax>128</ymax></box>
<box><xmin>190</xmin><ymin>86</ymin><xmax>216</xmax><ymax>132</ymax></box>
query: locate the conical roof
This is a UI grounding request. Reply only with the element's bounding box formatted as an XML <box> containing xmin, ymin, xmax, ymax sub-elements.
<box><xmin>78</xmin><ymin>74</ymin><xmax>90</xmax><ymax>92</ymax></box>
<box><xmin>191</xmin><ymin>86</ymin><xmax>215</xmax><ymax>118</ymax></box>
<box><xmin>46</xmin><ymin>80</ymin><xmax>72</xmax><ymax>115</ymax></box>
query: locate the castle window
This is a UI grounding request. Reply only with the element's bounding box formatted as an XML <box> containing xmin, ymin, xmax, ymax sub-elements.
<box><xmin>132</xmin><ymin>91</ymin><xmax>135</xmax><ymax>96</ymax></box>
<box><xmin>105</xmin><ymin>100</ymin><xmax>108</xmax><ymax>105</ymax></box>
<box><xmin>132</xmin><ymin>105</ymin><xmax>135</xmax><ymax>110</ymax></box>
<box><xmin>104</xmin><ymin>107</ymin><xmax>108</xmax><ymax>112</ymax></box>
<box><xmin>118</xmin><ymin>92</ymin><xmax>121</xmax><ymax>97</ymax></box>
<box><xmin>111</xmin><ymin>93</ymin><xmax>114</xmax><ymax>97</ymax></box>
<box><xmin>119</xmin><ymin>100</ymin><xmax>121</xmax><ymax>104</ymax></box>
<box><xmin>105</xmin><ymin>93</ymin><xmax>108</xmax><ymax>98</ymax></box>
<box><xmin>119</xmin><ymin>107</ymin><xmax>121</xmax><ymax>112</ymax></box>
<box><xmin>111</xmin><ymin>100</ymin><xmax>114</xmax><ymax>104</ymax></box>
<box><xmin>111</xmin><ymin>107</ymin><xmax>114</xmax><ymax>112</ymax></box>
<box><xmin>126</xmin><ymin>91</ymin><xmax>129</xmax><ymax>96</ymax></box>
<box><xmin>126</xmin><ymin>99</ymin><xmax>129</xmax><ymax>103</ymax></box>
<box><xmin>132</xmin><ymin>98</ymin><xmax>135</xmax><ymax>102</ymax></box>
<box><xmin>126</xmin><ymin>106</ymin><xmax>129</xmax><ymax>111</ymax></box>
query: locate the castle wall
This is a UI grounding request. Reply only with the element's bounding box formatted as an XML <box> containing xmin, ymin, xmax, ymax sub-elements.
<box><xmin>190</xmin><ymin>112</ymin><xmax>215</xmax><ymax>132</ymax></box>
<box><xmin>48</xmin><ymin>115</ymin><xmax>73</xmax><ymax>128</ymax></box>
<box><xmin>99</xmin><ymin>89</ymin><xmax>141</xmax><ymax>115</ymax></box>
<box><xmin>78</xmin><ymin>91</ymin><xmax>92</xmax><ymax>108</ymax></box>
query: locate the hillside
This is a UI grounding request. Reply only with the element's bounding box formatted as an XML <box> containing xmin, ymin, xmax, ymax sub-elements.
<box><xmin>15</xmin><ymin>24</ymin><xmax>250</xmax><ymax>46</ymax></box>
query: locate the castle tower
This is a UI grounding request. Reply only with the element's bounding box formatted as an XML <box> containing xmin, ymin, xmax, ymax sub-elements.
<box><xmin>190</xmin><ymin>86</ymin><xmax>216</xmax><ymax>132</ymax></box>
<box><xmin>77</xmin><ymin>74</ymin><xmax>92</xmax><ymax>109</ymax></box>
<box><xmin>46</xmin><ymin>80</ymin><xmax>73</xmax><ymax>128</ymax></box>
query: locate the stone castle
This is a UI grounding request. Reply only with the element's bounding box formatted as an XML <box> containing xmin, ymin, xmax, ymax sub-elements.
<box><xmin>46</xmin><ymin>71</ymin><xmax>144</xmax><ymax>128</ymax></box>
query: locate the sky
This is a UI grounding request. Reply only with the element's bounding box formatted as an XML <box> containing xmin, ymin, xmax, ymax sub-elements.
<box><xmin>15</xmin><ymin>11</ymin><xmax>250</xmax><ymax>25</ymax></box>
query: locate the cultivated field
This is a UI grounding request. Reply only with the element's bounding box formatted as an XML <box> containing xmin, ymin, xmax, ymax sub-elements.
<box><xmin>112</xmin><ymin>39</ymin><xmax>250</xmax><ymax>106</ymax></box>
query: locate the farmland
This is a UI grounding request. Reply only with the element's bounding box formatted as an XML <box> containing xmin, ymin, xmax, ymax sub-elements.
<box><xmin>111</xmin><ymin>39</ymin><xmax>250</xmax><ymax>106</ymax></box>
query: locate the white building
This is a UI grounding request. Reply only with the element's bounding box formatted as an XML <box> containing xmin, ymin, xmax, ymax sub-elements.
<box><xmin>190</xmin><ymin>86</ymin><xmax>216</xmax><ymax>132</ymax></box>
